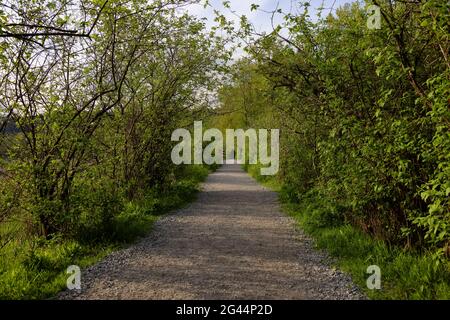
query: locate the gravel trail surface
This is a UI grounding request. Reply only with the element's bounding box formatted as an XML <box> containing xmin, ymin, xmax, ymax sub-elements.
<box><xmin>58</xmin><ymin>165</ymin><xmax>364</xmax><ymax>300</ymax></box>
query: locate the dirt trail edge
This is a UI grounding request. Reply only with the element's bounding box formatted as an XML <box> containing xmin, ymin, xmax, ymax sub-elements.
<box><xmin>58</xmin><ymin>165</ymin><xmax>364</xmax><ymax>300</ymax></box>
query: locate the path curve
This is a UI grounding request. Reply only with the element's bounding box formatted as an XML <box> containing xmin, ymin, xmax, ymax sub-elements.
<box><xmin>58</xmin><ymin>165</ymin><xmax>364</xmax><ymax>300</ymax></box>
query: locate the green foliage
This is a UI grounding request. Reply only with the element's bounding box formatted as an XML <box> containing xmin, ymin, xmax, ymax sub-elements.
<box><xmin>0</xmin><ymin>0</ymin><xmax>226</xmax><ymax>299</ymax></box>
<box><xmin>0</xmin><ymin>0</ymin><xmax>229</xmax><ymax>238</ymax></box>
<box><xmin>213</xmin><ymin>0</ymin><xmax>450</xmax><ymax>299</ymax></box>
<box><xmin>0</xmin><ymin>164</ymin><xmax>213</xmax><ymax>299</ymax></box>
<box><xmin>0</xmin><ymin>238</ymin><xmax>111</xmax><ymax>300</ymax></box>
<box><xmin>246</xmin><ymin>164</ymin><xmax>450</xmax><ymax>300</ymax></box>
<box><xmin>416</xmin><ymin>70</ymin><xmax>450</xmax><ymax>255</ymax></box>
<box><xmin>1</xmin><ymin>0</ymin><xmax>449</xmax><ymax>300</ymax></box>
<box><xmin>219</xmin><ymin>0</ymin><xmax>450</xmax><ymax>259</ymax></box>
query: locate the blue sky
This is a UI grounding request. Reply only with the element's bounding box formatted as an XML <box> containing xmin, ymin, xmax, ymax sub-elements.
<box><xmin>184</xmin><ymin>0</ymin><xmax>358</xmax><ymax>34</ymax></box>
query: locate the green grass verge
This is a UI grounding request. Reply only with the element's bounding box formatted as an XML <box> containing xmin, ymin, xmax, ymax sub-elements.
<box><xmin>0</xmin><ymin>165</ymin><xmax>215</xmax><ymax>300</ymax></box>
<box><xmin>244</xmin><ymin>164</ymin><xmax>450</xmax><ymax>300</ymax></box>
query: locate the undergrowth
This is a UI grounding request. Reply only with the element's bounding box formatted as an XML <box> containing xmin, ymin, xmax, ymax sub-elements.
<box><xmin>0</xmin><ymin>165</ymin><xmax>214</xmax><ymax>299</ymax></box>
<box><xmin>244</xmin><ymin>163</ymin><xmax>450</xmax><ymax>300</ymax></box>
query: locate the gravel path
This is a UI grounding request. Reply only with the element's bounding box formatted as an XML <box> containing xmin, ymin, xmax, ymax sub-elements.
<box><xmin>58</xmin><ymin>165</ymin><xmax>364</xmax><ymax>300</ymax></box>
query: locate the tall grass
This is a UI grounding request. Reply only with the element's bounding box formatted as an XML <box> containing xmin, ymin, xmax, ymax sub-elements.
<box><xmin>0</xmin><ymin>164</ymin><xmax>214</xmax><ymax>299</ymax></box>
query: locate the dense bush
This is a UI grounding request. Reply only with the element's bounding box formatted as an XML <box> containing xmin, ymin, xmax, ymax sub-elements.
<box><xmin>0</xmin><ymin>164</ymin><xmax>212</xmax><ymax>299</ymax></box>
<box><xmin>0</xmin><ymin>0</ymin><xmax>226</xmax><ymax>299</ymax></box>
<box><xmin>214</xmin><ymin>0</ymin><xmax>450</xmax><ymax>259</ymax></box>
